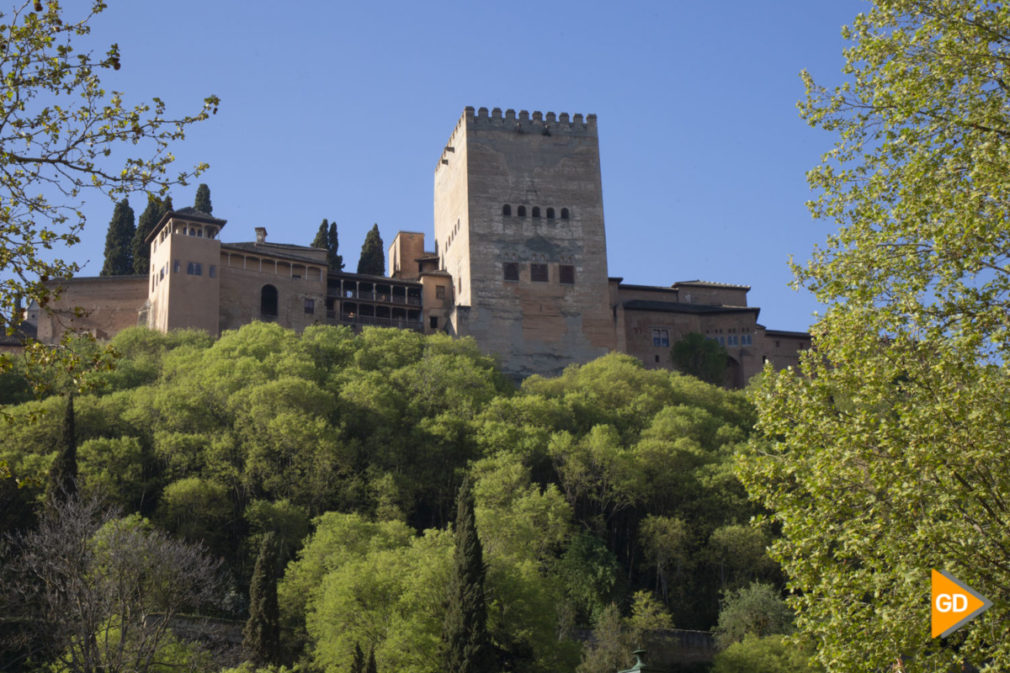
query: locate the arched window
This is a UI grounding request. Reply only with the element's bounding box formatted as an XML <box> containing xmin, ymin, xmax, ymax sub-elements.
<box><xmin>546</xmin><ymin>207</ymin><xmax>555</xmax><ymax>219</ymax></box>
<box><xmin>261</xmin><ymin>285</ymin><xmax>278</xmax><ymax>317</ymax></box>
<box><xmin>502</xmin><ymin>204</ymin><xmax>511</xmax><ymax>216</ymax></box>
<box><xmin>517</xmin><ymin>205</ymin><xmax>527</xmax><ymax>217</ymax></box>
<box><xmin>561</xmin><ymin>208</ymin><xmax>570</xmax><ymax>219</ymax></box>
<box><xmin>532</xmin><ymin>207</ymin><xmax>541</xmax><ymax>218</ymax></box>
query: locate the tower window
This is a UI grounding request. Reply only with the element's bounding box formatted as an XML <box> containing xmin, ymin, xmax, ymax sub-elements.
<box><xmin>561</xmin><ymin>208</ymin><xmax>570</xmax><ymax>219</ymax></box>
<box><xmin>560</xmin><ymin>265</ymin><xmax>575</xmax><ymax>284</ymax></box>
<box><xmin>503</xmin><ymin>262</ymin><xmax>519</xmax><ymax>282</ymax></box>
<box><xmin>436</xmin><ymin>285</ymin><xmax>446</xmax><ymax>299</ymax></box>
<box><xmin>517</xmin><ymin>206</ymin><xmax>526</xmax><ymax>217</ymax></box>
<box><xmin>304</xmin><ymin>298</ymin><xmax>315</xmax><ymax>314</ymax></box>
<box><xmin>173</xmin><ymin>260</ymin><xmax>180</xmax><ymax>273</ymax></box>
<box><xmin>186</xmin><ymin>262</ymin><xmax>202</xmax><ymax>276</ymax></box>
<box><xmin>546</xmin><ymin>208</ymin><xmax>555</xmax><ymax>219</ymax></box>
<box><xmin>261</xmin><ymin>285</ymin><xmax>278</xmax><ymax>317</ymax></box>
<box><xmin>502</xmin><ymin>204</ymin><xmax>511</xmax><ymax>216</ymax></box>
<box><xmin>531</xmin><ymin>263</ymin><xmax>548</xmax><ymax>282</ymax></box>
<box><xmin>430</xmin><ymin>316</ymin><xmax>439</xmax><ymax>329</ymax></box>
<box><xmin>532</xmin><ymin>207</ymin><xmax>541</xmax><ymax>218</ymax></box>
<box><xmin>209</xmin><ymin>265</ymin><xmax>217</xmax><ymax>278</ymax></box>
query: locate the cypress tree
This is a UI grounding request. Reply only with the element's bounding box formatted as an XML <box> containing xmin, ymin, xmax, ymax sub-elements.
<box><xmin>131</xmin><ymin>195</ymin><xmax>171</xmax><ymax>274</ymax></box>
<box><xmin>350</xmin><ymin>643</ymin><xmax>364</xmax><ymax>673</ymax></box>
<box><xmin>328</xmin><ymin>220</ymin><xmax>344</xmax><ymax>271</ymax></box>
<box><xmin>100</xmin><ymin>199</ymin><xmax>136</xmax><ymax>276</ymax></box>
<box><xmin>311</xmin><ymin>220</ymin><xmax>328</xmax><ymax>250</ymax></box>
<box><xmin>366</xmin><ymin>647</ymin><xmax>377</xmax><ymax>673</ymax></box>
<box><xmin>441</xmin><ymin>476</ymin><xmax>495</xmax><ymax>673</ymax></box>
<box><xmin>194</xmin><ymin>183</ymin><xmax>212</xmax><ymax>214</ymax></box>
<box><xmin>243</xmin><ymin>533</ymin><xmax>281</xmax><ymax>665</ymax></box>
<box><xmin>356</xmin><ymin>224</ymin><xmax>384</xmax><ymax>276</ymax></box>
<box><xmin>46</xmin><ymin>393</ymin><xmax>77</xmax><ymax>504</ymax></box>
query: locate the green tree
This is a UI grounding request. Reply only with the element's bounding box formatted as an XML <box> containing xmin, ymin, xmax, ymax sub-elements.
<box><xmin>738</xmin><ymin>2</ymin><xmax>1010</xmax><ymax>670</ymax></box>
<box><xmin>46</xmin><ymin>394</ymin><xmax>77</xmax><ymax>504</ymax></box>
<box><xmin>442</xmin><ymin>477</ymin><xmax>495</xmax><ymax>673</ymax></box>
<box><xmin>132</xmin><ymin>195</ymin><xmax>171</xmax><ymax>275</ymax></box>
<box><xmin>244</xmin><ymin>533</ymin><xmax>281</xmax><ymax>666</ymax></box>
<box><xmin>713</xmin><ymin>582</ymin><xmax>793</xmax><ymax>650</ymax></box>
<box><xmin>311</xmin><ymin>221</ymin><xmax>328</xmax><ymax>250</ymax></box>
<box><xmin>0</xmin><ymin>1</ymin><xmax>217</xmax><ymax>345</ymax></box>
<box><xmin>357</xmin><ymin>224</ymin><xmax>384</xmax><ymax>276</ymax></box>
<box><xmin>671</xmin><ymin>333</ymin><xmax>726</xmax><ymax>386</ymax></box>
<box><xmin>194</xmin><ymin>183</ymin><xmax>213</xmax><ymax>214</ymax></box>
<box><xmin>712</xmin><ymin>635</ymin><xmax>820</xmax><ymax>673</ymax></box>
<box><xmin>100</xmin><ymin>199</ymin><xmax>136</xmax><ymax>276</ymax></box>
<box><xmin>328</xmin><ymin>220</ymin><xmax>344</xmax><ymax>271</ymax></box>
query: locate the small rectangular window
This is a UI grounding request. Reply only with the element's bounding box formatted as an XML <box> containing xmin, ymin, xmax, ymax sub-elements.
<box><xmin>173</xmin><ymin>260</ymin><xmax>180</xmax><ymax>273</ymax></box>
<box><xmin>560</xmin><ymin>265</ymin><xmax>575</xmax><ymax>284</ymax></box>
<box><xmin>652</xmin><ymin>328</ymin><xmax>670</xmax><ymax>348</ymax></box>
<box><xmin>742</xmin><ymin>334</ymin><xmax>752</xmax><ymax>345</ymax></box>
<box><xmin>530</xmin><ymin>263</ymin><xmax>548</xmax><ymax>282</ymax></box>
<box><xmin>430</xmin><ymin>316</ymin><xmax>439</xmax><ymax>329</ymax></box>
<box><xmin>503</xmin><ymin>262</ymin><xmax>519</xmax><ymax>282</ymax></box>
<box><xmin>304</xmin><ymin>298</ymin><xmax>315</xmax><ymax>314</ymax></box>
<box><xmin>436</xmin><ymin>285</ymin><xmax>446</xmax><ymax>299</ymax></box>
<box><xmin>187</xmin><ymin>262</ymin><xmax>202</xmax><ymax>276</ymax></box>
<box><xmin>728</xmin><ymin>335</ymin><xmax>739</xmax><ymax>346</ymax></box>
<box><xmin>209</xmin><ymin>265</ymin><xmax>217</xmax><ymax>278</ymax></box>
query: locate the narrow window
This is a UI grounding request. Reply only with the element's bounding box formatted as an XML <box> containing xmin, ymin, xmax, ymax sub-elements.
<box><xmin>209</xmin><ymin>265</ymin><xmax>217</xmax><ymax>278</ymax></box>
<box><xmin>517</xmin><ymin>205</ymin><xmax>527</xmax><ymax>217</ymax></box>
<box><xmin>532</xmin><ymin>207</ymin><xmax>541</xmax><ymax>218</ymax></box>
<box><xmin>430</xmin><ymin>316</ymin><xmax>439</xmax><ymax>329</ymax></box>
<box><xmin>742</xmin><ymin>334</ymin><xmax>752</xmax><ymax>345</ymax></box>
<box><xmin>503</xmin><ymin>262</ymin><xmax>519</xmax><ymax>281</ymax></box>
<box><xmin>560</xmin><ymin>265</ymin><xmax>575</xmax><ymax>284</ymax></box>
<box><xmin>561</xmin><ymin>208</ymin><xmax>569</xmax><ymax>219</ymax></box>
<box><xmin>546</xmin><ymin>208</ymin><xmax>555</xmax><ymax>219</ymax></box>
<box><xmin>173</xmin><ymin>260</ymin><xmax>180</xmax><ymax>273</ymax></box>
<box><xmin>728</xmin><ymin>335</ymin><xmax>739</xmax><ymax>346</ymax></box>
<box><xmin>436</xmin><ymin>285</ymin><xmax>446</xmax><ymax>299</ymax></box>
<box><xmin>261</xmin><ymin>285</ymin><xmax>279</xmax><ymax>317</ymax></box>
<box><xmin>531</xmin><ymin>263</ymin><xmax>548</xmax><ymax>282</ymax></box>
<box><xmin>502</xmin><ymin>204</ymin><xmax>511</xmax><ymax>216</ymax></box>
<box><xmin>304</xmin><ymin>298</ymin><xmax>315</xmax><ymax>314</ymax></box>
<box><xmin>652</xmin><ymin>328</ymin><xmax>670</xmax><ymax>348</ymax></box>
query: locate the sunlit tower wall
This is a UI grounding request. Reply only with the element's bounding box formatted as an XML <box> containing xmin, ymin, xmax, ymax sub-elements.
<box><xmin>433</xmin><ymin>106</ymin><xmax>616</xmax><ymax>377</ymax></box>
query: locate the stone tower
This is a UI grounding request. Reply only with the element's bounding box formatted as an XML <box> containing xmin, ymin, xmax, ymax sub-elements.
<box><xmin>145</xmin><ymin>208</ymin><xmax>226</xmax><ymax>335</ymax></box>
<box><xmin>434</xmin><ymin>106</ymin><xmax>616</xmax><ymax>377</ymax></box>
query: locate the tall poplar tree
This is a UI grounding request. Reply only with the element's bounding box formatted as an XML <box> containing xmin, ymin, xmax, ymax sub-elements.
<box><xmin>243</xmin><ymin>533</ymin><xmax>280</xmax><ymax>666</ymax></box>
<box><xmin>311</xmin><ymin>220</ymin><xmax>328</xmax><ymax>250</ymax></box>
<box><xmin>194</xmin><ymin>183</ymin><xmax>213</xmax><ymax>214</ymax></box>
<box><xmin>357</xmin><ymin>224</ymin><xmax>384</xmax><ymax>276</ymax></box>
<box><xmin>132</xmin><ymin>195</ymin><xmax>171</xmax><ymax>275</ymax></box>
<box><xmin>441</xmin><ymin>477</ymin><xmax>495</xmax><ymax>673</ymax></box>
<box><xmin>100</xmin><ymin>199</ymin><xmax>136</xmax><ymax>276</ymax></box>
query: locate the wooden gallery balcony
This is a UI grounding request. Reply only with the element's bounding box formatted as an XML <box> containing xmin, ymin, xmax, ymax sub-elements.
<box><xmin>325</xmin><ymin>273</ymin><xmax>423</xmax><ymax>332</ymax></box>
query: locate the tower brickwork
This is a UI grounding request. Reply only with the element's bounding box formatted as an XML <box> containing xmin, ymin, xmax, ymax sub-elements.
<box><xmin>434</xmin><ymin>106</ymin><xmax>617</xmax><ymax>377</ymax></box>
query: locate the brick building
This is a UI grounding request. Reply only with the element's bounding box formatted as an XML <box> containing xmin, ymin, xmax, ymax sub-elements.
<box><xmin>29</xmin><ymin>107</ymin><xmax>809</xmax><ymax>385</ymax></box>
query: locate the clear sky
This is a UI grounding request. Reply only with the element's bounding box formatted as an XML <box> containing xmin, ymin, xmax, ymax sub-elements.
<box><xmin>65</xmin><ymin>0</ymin><xmax>868</xmax><ymax>332</ymax></box>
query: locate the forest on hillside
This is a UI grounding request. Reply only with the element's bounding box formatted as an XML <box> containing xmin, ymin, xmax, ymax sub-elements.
<box><xmin>0</xmin><ymin>325</ymin><xmax>809</xmax><ymax>673</ymax></box>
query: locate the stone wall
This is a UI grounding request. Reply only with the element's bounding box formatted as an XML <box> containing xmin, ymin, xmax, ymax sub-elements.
<box><xmin>36</xmin><ymin>276</ymin><xmax>147</xmax><ymax>343</ymax></box>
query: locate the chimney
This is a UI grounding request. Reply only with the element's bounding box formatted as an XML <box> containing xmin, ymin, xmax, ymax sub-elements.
<box><xmin>255</xmin><ymin>227</ymin><xmax>267</xmax><ymax>243</ymax></box>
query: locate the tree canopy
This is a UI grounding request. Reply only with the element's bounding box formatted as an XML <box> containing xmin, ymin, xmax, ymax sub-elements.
<box><xmin>0</xmin><ymin>1</ymin><xmax>217</xmax><ymax>347</ymax></box>
<box><xmin>194</xmin><ymin>184</ymin><xmax>213</xmax><ymax>215</ymax></box>
<box><xmin>100</xmin><ymin>200</ymin><xmax>136</xmax><ymax>276</ymax></box>
<box><xmin>357</xmin><ymin>224</ymin><xmax>384</xmax><ymax>276</ymax></box>
<box><xmin>740</xmin><ymin>1</ymin><xmax>1010</xmax><ymax>670</ymax></box>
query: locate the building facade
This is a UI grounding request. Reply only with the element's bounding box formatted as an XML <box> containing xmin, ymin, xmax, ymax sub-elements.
<box><xmin>30</xmin><ymin>107</ymin><xmax>809</xmax><ymax>386</ymax></box>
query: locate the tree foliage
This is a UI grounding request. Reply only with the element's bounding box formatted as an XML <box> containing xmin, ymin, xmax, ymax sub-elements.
<box><xmin>0</xmin><ymin>1</ymin><xmax>216</xmax><ymax>344</ymax></box>
<box><xmin>194</xmin><ymin>184</ymin><xmax>212</xmax><ymax>214</ymax></box>
<box><xmin>100</xmin><ymin>199</ymin><xmax>136</xmax><ymax>276</ymax></box>
<box><xmin>357</xmin><ymin>224</ymin><xmax>384</xmax><ymax>276</ymax></box>
<box><xmin>46</xmin><ymin>393</ymin><xmax>77</xmax><ymax>505</ymax></box>
<box><xmin>244</xmin><ymin>533</ymin><xmax>281</xmax><ymax>666</ymax></box>
<box><xmin>0</xmin><ymin>497</ymin><xmax>220</xmax><ymax>673</ymax></box>
<box><xmin>671</xmin><ymin>332</ymin><xmax>726</xmax><ymax>386</ymax></box>
<box><xmin>311</xmin><ymin>219</ymin><xmax>343</xmax><ymax>270</ymax></box>
<box><xmin>739</xmin><ymin>1</ymin><xmax>1010</xmax><ymax>670</ymax></box>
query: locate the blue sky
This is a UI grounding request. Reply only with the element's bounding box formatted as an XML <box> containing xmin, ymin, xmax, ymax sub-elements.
<box><xmin>67</xmin><ymin>1</ymin><xmax>867</xmax><ymax>332</ymax></box>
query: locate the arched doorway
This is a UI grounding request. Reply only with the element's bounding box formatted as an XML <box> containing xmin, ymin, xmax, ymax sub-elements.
<box><xmin>261</xmin><ymin>285</ymin><xmax>278</xmax><ymax>318</ymax></box>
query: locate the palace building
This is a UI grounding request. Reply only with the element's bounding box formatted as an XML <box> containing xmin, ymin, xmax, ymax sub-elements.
<box><xmin>28</xmin><ymin>107</ymin><xmax>809</xmax><ymax>386</ymax></box>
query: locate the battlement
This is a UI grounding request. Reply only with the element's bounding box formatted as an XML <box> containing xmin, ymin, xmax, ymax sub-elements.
<box><xmin>465</xmin><ymin>105</ymin><xmax>597</xmax><ymax>136</ymax></box>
